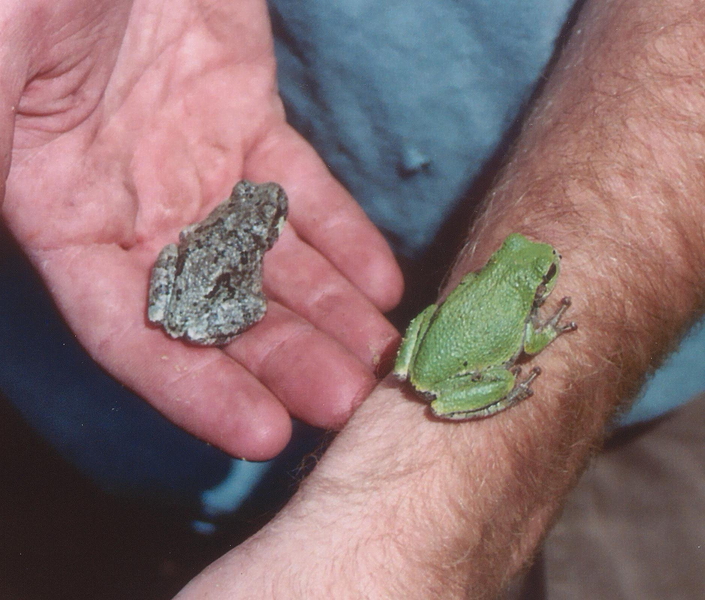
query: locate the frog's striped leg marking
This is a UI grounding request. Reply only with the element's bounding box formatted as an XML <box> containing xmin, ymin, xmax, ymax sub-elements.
<box><xmin>393</xmin><ymin>303</ymin><xmax>437</xmax><ymax>379</ymax></box>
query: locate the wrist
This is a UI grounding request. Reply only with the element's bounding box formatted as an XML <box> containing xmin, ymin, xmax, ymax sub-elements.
<box><xmin>295</xmin><ymin>382</ymin><xmax>571</xmax><ymax>598</ymax></box>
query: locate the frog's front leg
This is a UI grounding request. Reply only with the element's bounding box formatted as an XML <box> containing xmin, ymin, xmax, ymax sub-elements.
<box><xmin>394</xmin><ymin>303</ymin><xmax>437</xmax><ymax>379</ymax></box>
<box><xmin>524</xmin><ymin>296</ymin><xmax>577</xmax><ymax>355</ymax></box>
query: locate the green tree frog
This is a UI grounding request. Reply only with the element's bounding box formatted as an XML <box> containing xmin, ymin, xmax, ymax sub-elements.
<box><xmin>394</xmin><ymin>233</ymin><xmax>577</xmax><ymax>420</ymax></box>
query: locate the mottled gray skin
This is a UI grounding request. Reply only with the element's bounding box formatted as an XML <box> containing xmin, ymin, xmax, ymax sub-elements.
<box><xmin>148</xmin><ymin>180</ymin><xmax>288</xmax><ymax>346</ymax></box>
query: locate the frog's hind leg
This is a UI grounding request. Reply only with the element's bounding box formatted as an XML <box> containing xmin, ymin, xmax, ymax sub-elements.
<box><xmin>428</xmin><ymin>367</ymin><xmax>516</xmax><ymax>420</ymax></box>
<box><xmin>394</xmin><ymin>304</ymin><xmax>437</xmax><ymax>379</ymax></box>
<box><xmin>429</xmin><ymin>366</ymin><xmax>542</xmax><ymax>420</ymax></box>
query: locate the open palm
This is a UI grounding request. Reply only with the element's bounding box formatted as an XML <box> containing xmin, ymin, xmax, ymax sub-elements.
<box><xmin>1</xmin><ymin>0</ymin><xmax>402</xmax><ymax>460</ymax></box>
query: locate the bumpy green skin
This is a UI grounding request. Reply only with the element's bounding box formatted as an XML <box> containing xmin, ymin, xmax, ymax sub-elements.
<box><xmin>394</xmin><ymin>233</ymin><xmax>576</xmax><ymax>420</ymax></box>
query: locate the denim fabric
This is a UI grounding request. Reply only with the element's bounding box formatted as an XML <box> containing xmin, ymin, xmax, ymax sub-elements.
<box><xmin>271</xmin><ymin>0</ymin><xmax>575</xmax><ymax>256</ymax></box>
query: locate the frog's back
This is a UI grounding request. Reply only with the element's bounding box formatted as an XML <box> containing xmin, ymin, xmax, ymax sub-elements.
<box><xmin>411</xmin><ymin>267</ymin><xmax>533</xmax><ymax>387</ymax></box>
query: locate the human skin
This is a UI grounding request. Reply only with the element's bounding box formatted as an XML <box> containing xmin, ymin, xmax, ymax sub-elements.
<box><xmin>174</xmin><ymin>0</ymin><xmax>705</xmax><ymax>597</ymax></box>
<box><xmin>0</xmin><ymin>0</ymin><xmax>403</xmax><ymax>460</ymax></box>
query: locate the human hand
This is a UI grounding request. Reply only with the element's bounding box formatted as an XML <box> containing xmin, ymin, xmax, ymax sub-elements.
<box><xmin>0</xmin><ymin>0</ymin><xmax>403</xmax><ymax>459</ymax></box>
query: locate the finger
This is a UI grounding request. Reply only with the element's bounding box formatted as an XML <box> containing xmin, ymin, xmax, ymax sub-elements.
<box><xmin>225</xmin><ymin>302</ymin><xmax>378</xmax><ymax>429</ymax></box>
<box><xmin>263</xmin><ymin>225</ymin><xmax>400</xmax><ymax>370</ymax></box>
<box><xmin>244</xmin><ymin>123</ymin><xmax>404</xmax><ymax>312</ymax></box>
<box><xmin>35</xmin><ymin>244</ymin><xmax>293</xmax><ymax>461</ymax></box>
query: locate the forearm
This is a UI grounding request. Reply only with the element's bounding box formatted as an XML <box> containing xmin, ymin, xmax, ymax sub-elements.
<box><xmin>178</xmin><ymin>0</ymin><xmax>705</xmax><ymax>597</ymax></box>
<box><xmin>379</xmin><ymin>0</ymin><xmax>705</xmax><ymax>588</ymax></box>
<box><xmin>462</xmin><ymin>0</ymin><xmax>705</xmax><ymax>429</ymax></box>
<box><xmin>398</xmin><ymin>0</ymin><xmax>705</xmax><ymax>588</ymax></box>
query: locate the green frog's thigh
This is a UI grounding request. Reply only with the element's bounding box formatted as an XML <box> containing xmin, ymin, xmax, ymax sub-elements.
<box><xmin>429</xmin><ymin>367</ymin><xmax>516</xmax><ymax>420</ymax></box>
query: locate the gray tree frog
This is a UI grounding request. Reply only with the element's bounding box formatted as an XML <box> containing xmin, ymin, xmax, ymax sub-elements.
<box><xmin>148</xmin><ymin>180</ymin><xmax>287</xmax><ymax>346</ymax></box>
<box><xmin>394</xmin><ymin>233</ymin><xmax>577</xmax><ymax>420</ymax></box>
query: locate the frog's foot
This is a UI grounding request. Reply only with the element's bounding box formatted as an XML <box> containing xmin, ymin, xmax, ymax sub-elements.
<box><xmin>506</xmin><ymin>366</ymin><xmax>541</xmax><ymax>405</ymax></box>
<box><xmin>550</xmin><ymin>297</ymin><xmax>578</xmax><ymax>333</ymax></box>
